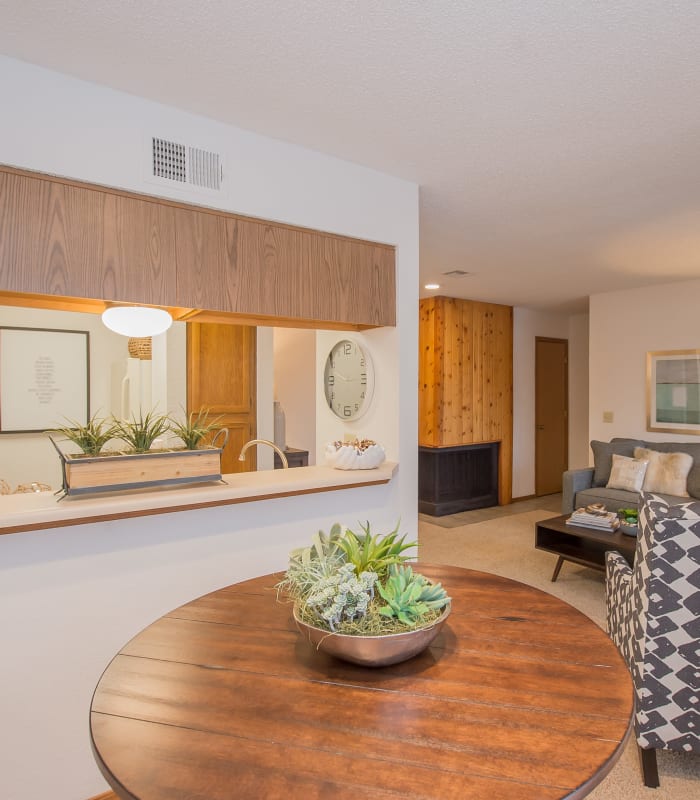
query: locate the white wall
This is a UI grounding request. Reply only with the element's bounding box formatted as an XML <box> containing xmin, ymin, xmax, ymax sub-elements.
<box><xmin>0</xmin><ymin>56</ymin><xmax>419</xmax><ymax>800</ymax></box>
<box><xmin>512</xmin><ymin>307</ymin><xmax>589</xmax><ymax>497</ymax></box>
<box><xmin>273</xmin><ymin>328</ymin><xmax>317</xmax><ymax>463</ymax></box>
<box><xmin>589</xmin><ymin>278</ymin><xmax>700</xmax><ymax>446</ymax></box>
<box><xmin>568</xmin><ymin>313</ymin><xmax>590</xmax><ymax>468</ymax></box>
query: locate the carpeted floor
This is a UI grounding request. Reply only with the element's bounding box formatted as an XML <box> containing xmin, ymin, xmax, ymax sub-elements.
<box><xmin>418</xmin><ymin>508</ymin><xmax>700</xmax><ymax>799</ymax></box>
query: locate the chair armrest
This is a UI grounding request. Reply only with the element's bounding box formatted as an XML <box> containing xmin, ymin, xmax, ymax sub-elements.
<box><xmin>562</xmin><ymin>467</ymin><xmax>595</xmax><ymax>514</ymax></box>
<box><xmin>605</xmin><ymin>550</ymin><xmax>633</xmax><ymax>668</ymax></box>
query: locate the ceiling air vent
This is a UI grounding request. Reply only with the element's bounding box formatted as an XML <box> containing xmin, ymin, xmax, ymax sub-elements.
<box><xmin>151</xmin><ymin>137</ymin><xmax>222</xmax><ymax>191</ymax></box>
<box><xmin>442</xmin><ymin>269</ymin><xmax>471</xmax><ymax>278</ymax></box>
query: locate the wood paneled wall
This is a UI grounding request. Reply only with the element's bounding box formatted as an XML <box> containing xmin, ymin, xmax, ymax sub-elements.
<box><xmin>419</xmin><ymin>296</ymin><xmax>513</xmax><ymax>504</ymax></box>
<box><xmin>0</xmin><ymin>165</ymin><xmax>395</xmax><ymax>329</ymax></box>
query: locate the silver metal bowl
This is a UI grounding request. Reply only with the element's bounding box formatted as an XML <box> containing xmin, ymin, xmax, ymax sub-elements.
<box><xmin>293</xmin><ymin>604</ymin><xmax>451</xmax><ymax>667</ymax></box>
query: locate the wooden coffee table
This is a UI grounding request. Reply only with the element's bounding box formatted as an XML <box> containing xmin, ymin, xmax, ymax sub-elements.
<box><xmin>90</xmin><ymin>564</ymin><xmax>633</xmax><ymax>800</ymax></box>
<box><xmin>535</xmin><ymin>514</ymin><xmax>637</xmax><ymax>582</ymax></box>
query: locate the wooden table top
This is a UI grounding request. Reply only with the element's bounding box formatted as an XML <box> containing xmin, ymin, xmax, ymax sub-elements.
<box><xmin>90</xmin><ymin>564</ymin><xmax>633</xmax><ymax>800</ymax></box>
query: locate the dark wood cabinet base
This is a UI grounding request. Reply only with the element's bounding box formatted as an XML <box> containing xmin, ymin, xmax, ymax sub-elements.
<box><xmin>419</xmin><ymin>442</ymin><xmax>499</xmax><ymax>516</ymax></box>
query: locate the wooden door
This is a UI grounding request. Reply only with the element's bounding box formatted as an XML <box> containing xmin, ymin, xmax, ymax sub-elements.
<box><xmin>535</xmin><ymin>337</ymin><xmax>568</xmax><ymax>496</ymax></box>
<box><xmin>187</xmin><ymin>322</ymin><xmax>256</xmax><ymax>474</ymax></box>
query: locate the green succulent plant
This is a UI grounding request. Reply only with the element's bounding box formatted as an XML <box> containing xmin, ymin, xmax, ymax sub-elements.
<box><xmin>112</xmin><ymin>410</ymin><xmax>171</xmax><ymax>453</ymax></box>
<box><xmin>304</xmin><ymin>562</ymin><xmax>378</xmax><ymax>631</ymax></box>
<box><xmin>169</xmin><ymin>407</ymin><xmax>223</xmax><ymax>450</ymax></box>
<box><xmin>283</xmin><ymin>524</ymin><xmax>348</xmax><ymax>599</ymax></box>
<box><xmin>377</xmin><ymin>564</ymin><xmax>450</xmax><ymax>626</ymax></box>
<box><xmin>49</xmin><ymin>414</ymin><xmax>119</xmax><ymax>456</ymax></box>
<box><xmin>338</xmin><ymin>520</ymin><xmax>415</xmax><ymax>578</ymax></box>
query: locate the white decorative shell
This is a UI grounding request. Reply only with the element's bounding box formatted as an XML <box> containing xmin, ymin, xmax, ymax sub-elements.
<box><xmin>325</xmin><ymin>443</ymin><xmax>386</xmax><ymax>470</ymax></box>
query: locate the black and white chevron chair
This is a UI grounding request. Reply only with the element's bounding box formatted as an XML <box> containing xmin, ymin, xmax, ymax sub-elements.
<box><xmin>605</xmin><ymin>492</ymin><xmax>700</xmax><ymax>787</ymax></box>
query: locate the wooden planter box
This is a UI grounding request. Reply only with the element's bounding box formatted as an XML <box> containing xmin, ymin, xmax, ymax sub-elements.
<box><xmin>49</xmin><ymin>435</ymin><xmax>227</xmax><ymax>498</ymax></box>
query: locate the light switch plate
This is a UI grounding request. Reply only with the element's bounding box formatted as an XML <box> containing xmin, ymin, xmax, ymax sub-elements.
<box><xmin>603</xmin><ymin>411</ymin><xmax>614</xmax><ymax>423</ymax></box>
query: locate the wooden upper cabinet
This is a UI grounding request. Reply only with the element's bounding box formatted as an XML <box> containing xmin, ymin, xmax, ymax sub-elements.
<box><xmin>0</xmin><ymin>169</ymin><xmax>177</xmax><ymax>305</ymax></box>
<box><xmin>101</xmin><ymin>193</ymin><xmax>177</xmax><ymax>306</ymax></box>
<box><xmin>0</xmin><ymin>166</ymin><xmax>396</xmax><ymax>327</ymax></box>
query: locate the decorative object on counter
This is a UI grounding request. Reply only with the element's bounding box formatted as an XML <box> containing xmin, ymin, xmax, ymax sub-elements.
<box><xmin>325</xmin><ymin>437</ymin><xmax>386</xmax><ymax>470</ymax></box>
<box><xmin>273</xmin><ymin>400</ymin><xmax>286</xmax><ymax>450</ymax></box>
<box><xmin>278</xmin><ymin>522</ymin><xmax>450</xmax><ymax>667</ymax></box>
<box><xmin>13</xmin><ymin>482</ymin><xmax>52</xmax><ymax>493</ymax></box>
<box><xmin>127</xmin><ymin>336</ymin><xmax>152</xmax><ymax>360</ymax></box>
<box><xmin>323</xmin><ymin>338</ymin><xmax>374</xmax><ymax>420</ymax></box>
<box><xmin>47</xmin><ymin>409</ymin><xmax>228</xmax><ymax>498</ymax></box>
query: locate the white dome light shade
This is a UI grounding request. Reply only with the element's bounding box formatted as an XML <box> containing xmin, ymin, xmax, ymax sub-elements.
<box><xmin>101</xmin><ymin>306</ymin><xmax>173</xmax><ymax>337</ymax></box>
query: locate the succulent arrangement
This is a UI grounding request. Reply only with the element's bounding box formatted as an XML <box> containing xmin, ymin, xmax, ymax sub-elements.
<box><xmin>49</xmin><ymin>408</ymin><xmax>224</xmax><ymax>457</ymax></box>
<box><xmin>280</xmin><ymin>522</ymin><xmax>450</xmax><ymax>635</ymax></box>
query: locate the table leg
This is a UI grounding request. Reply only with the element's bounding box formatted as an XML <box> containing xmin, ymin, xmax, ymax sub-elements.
<box><xmin>551</xmin><ymin>556</ymin><xmax>565</xmax><ymax>582</ymax></box>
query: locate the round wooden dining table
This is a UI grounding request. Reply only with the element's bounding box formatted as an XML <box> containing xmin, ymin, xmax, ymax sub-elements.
<box><xmin>90</xmin><ymin>564</ymin><xmax>633</xmax><ymax>800</ymax></box>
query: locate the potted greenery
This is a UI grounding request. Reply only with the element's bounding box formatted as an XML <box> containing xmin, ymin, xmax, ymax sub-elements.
<box><xmin>47</xmin><ymin>409</ymin><xmax>229</xmax><ymax>498</ymax></box>
<box><xmin>279</xmin><ymin>522</ymin><xmax>451</xmax><ymax>666</ymax></box>
<box><xmin>50</xmin><ymin>414</ymin><xmax>119</xmax><ymax>456</ymax></box>
<box><xmin>169</xmin><ymin>408</ymin><xmax>225</xmax><ymax>450</ymax></box>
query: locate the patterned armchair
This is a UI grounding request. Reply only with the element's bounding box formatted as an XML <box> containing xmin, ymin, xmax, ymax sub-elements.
<box><xmin>605</xmin><ymin>492</ymin><xmax>700</xmax><ymax>787</ymax></box>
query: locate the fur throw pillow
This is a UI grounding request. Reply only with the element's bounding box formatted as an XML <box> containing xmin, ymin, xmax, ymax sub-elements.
<box><xmin>634</xmin><ymin>447</ymin><xmax>692</xmax><ymax>497</ymax></box>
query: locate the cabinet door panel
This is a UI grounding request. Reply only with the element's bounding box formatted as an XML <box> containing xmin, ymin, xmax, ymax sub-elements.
<box><xmin>174</xmin><ymin>208</ymin><xmax>238</xmax><ymax>310</ymax></box>
<box><xmin>101</xmin><ymin>193</ymin><xmax>177</xmax><ymax>306</ymax></box>
<box><xmin>0</xmin><ymin>170</ymin><xmax>177</xmax><ymax>305</ymax></box>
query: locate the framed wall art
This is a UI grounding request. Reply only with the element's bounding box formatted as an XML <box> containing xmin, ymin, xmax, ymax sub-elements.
<box><xmin>646</xmin><ymin>349</ymin><xmax>700</xmax><ymax>435</ymax></box>
<box><xmin>0</xmin><ymin>326</ymin><xmax>90</xmax><ymax>433</ymax></box>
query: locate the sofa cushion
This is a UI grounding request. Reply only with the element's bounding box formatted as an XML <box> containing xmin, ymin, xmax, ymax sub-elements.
<box><xmin>590</xmin><ymin>439</ymin><xmax>644</xmax><ymax>487</ymax></box>
<box><xmin>641</xmin><ymin>440</ymin><xmax>700</xmax><ymax>499</ymax></box>
<box><xmin>634</xmin><ymin>447</ymin><xmax>692</xmax><ymax>497</ymax></box>
<box><xmin>575</xmin><ymin>486</ymin><xmax>688</xmax><ymax>513</ymax></box>
<box><xmin>607</xmin><ymin>454</ymin><xmax>648</xmax><ymax>492</ymax></box>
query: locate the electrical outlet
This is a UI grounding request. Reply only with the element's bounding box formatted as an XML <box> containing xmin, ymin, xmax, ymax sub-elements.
<box><xmin>603</xmin><ymin>411</ymin><xmax>614</xmax><ymax>423</ymax></box>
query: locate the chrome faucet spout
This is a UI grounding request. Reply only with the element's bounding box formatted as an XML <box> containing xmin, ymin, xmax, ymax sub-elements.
<box><xmin>238</xmin><ymin>439</ymin><xmax>289</xmax><ymax>469</ymax></box>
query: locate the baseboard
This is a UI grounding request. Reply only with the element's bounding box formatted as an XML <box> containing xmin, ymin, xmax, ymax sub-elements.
<box><xmin>87</xmin><ymin>792</ymin><xmax>116</xmax><ymax>800</ymax></box>
<box><xmin>511</xmin><ymin>494</ymin><xmax>535</xmax><ymax>502</ymax></box>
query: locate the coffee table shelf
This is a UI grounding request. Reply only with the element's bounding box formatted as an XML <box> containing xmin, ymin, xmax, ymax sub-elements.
<box><xmin>535</xmin><ymin>514</ymin><xmax>637</xmax><ymax>582</ymax></box>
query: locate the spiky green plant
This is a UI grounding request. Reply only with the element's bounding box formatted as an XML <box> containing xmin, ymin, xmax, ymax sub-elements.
<box><xmin>282</xmin><ymin>524</ymin><xmax>347</xmax><ymax>599</ymax></box>
<box><xmin>376</xmin><ymin>564</ymin><xmax>450</xmax><ymax>626</ymax></box>
<box><xmin>49</xmin><ymin>414</ymin><xmax>118</xmax><ymax>456</ymax></box>
<box><xmin>112</xmin><ymin>410</ymin><xmax>171</xmax><ymax>453</ymax></box>
<box><xmin>338</xmin><ymin>520</ymin><xmax>415</xmax><ymax>578</ymax></box>
<box><xmin>169</xmin><ymin>407</ymin><xmax>223</xmax><ymax>450</ymax></box>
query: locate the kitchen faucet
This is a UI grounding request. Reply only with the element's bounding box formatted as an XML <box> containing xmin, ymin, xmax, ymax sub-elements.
<box><xmin>238</xmin><ymin>439</ymin><xmax>289</xmax><ymax>469</ymax></box>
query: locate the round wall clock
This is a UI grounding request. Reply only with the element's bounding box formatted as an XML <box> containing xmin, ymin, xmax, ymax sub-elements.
<box><xmin>323</xmin><ymin>339</ymin><xmax>374</xmax><ymax>420</ymax></box>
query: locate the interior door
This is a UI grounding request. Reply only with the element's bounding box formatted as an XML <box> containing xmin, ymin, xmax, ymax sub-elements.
<box><xmin>535</xmin><ymin>337</ymin><xmax>568</xmax><ymax>496</ymax></box>
<box><xmin>187</xmin><ymin>322</ymin><xmax>256</xmax><ymax>474</ymax></box>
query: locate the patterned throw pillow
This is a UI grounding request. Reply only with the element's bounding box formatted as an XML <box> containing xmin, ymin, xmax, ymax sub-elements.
<box><xmin>634</xmin><ymin>447</ymin><xmax>692</xmax><ymax>497</ymax></box>
<box><xmin>606</xmin><ymin>454</ymin><xmax>648</xmax><ymax>492</ymax></box>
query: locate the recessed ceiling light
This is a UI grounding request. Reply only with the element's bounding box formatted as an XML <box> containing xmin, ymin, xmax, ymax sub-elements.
<box><xmin>424</xmin><ymin>283</ymin><xmax>440</xmax><ymax>290</ymax></box>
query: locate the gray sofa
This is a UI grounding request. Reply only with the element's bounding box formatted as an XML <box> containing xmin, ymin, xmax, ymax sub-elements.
<box><xmin>562</xmin><ymin>437</ymin><xmax>700</xmax><ymax>515</ymax></box>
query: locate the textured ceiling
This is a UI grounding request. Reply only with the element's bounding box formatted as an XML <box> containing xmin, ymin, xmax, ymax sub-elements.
<box><xmin>2</xmin><ymin>1</ymin><xmax>700</xmax><ymax>312</ymax></box>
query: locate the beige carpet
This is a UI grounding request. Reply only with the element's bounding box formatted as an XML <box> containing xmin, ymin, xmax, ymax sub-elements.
<box><xmin>418</xmin><ymin>509</ymin><xmax>700</xmax><ymax>799</ymax></box>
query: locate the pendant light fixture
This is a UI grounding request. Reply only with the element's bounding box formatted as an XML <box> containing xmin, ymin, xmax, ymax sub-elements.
<box><xmin>101</xmin><ymin>305</ymin><xmax>173</xmax><ymax>337</ymax></box>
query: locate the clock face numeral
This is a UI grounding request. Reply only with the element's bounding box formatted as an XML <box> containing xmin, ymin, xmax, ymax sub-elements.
<box><xmin>323</xmin><ymin>339</ymin><xmax>373</xmax><ymax>420</ymax></box>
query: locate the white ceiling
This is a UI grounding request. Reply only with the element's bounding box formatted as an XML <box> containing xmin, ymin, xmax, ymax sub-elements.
<box><xmin>2</xmin><ymin>1</ymin><xmax>700</xmax><ymax>312</ymax></box>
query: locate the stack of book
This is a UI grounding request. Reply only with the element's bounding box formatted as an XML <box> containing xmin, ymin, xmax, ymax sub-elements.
<box><xmin>567</xmin><ymin>508</ymin><xmax>620</xmax><ymax>530</ymax></box>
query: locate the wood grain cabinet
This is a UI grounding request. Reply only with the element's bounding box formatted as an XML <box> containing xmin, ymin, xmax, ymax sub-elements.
<box><xmin>0</xmin><ymin>168</ymin><xmax>178</xmax><ymax>306</ymax></box>
<box><xmin>0</xmin><ymin>166</ymin><xmax>396</xmax><ymax>328</ymax></box>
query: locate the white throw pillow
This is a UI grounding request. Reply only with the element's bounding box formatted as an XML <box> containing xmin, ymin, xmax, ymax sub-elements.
<box><xmin>634</xmin><ymin>447</ymin><xmax>691</xmax><ymax>497</ymax></box>
<box><xmin>606</xmin><ymin>454</ymin><xmax>648</xmax><ymax>492</ymax></box>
